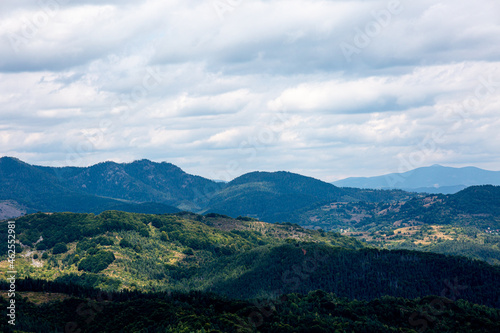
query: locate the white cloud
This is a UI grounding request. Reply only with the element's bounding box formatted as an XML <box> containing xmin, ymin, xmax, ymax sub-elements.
<box><xmin>0</xmin><ymin>0</ymin><xmax>499</xmax><ymax>180</ymax></box>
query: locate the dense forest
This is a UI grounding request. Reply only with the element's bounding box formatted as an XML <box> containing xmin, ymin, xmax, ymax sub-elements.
<box><xmin>1</xmin><ymin>280</ymin><xmax>499</xmax><ymax>333</ymax></box>
<box><xmin>1</xmin><ymin>212</ymin><xmax>499</xmax><ymax>310</ymax></box>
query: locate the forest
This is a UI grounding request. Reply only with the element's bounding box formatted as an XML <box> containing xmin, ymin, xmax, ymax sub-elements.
<box><xmin>1</xmin><ymin>212</ymin><xmax>500</xmax><ymax>300</ymax></box>
<box><xmin>0</xmin><ymin>280</ymin><xmax>499</xmax><ymax>332</ymax></box>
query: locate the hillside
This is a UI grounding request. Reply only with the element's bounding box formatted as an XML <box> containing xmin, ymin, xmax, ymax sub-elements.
<box><xmin>294</xmin><ymin>186</ymin><xmax>500</xmax><ymax>265</ymax></box>
<box><xmin>0</xmin><ymin>157</ymin><xmax>218</xmax><ymax>215</ymax></box>
<box><xmin>295</xmin><ymin>185</ymin><xmax>500</xmax><ymax>231</ymax></box>
<box><xmin>333</xmin><ymin>164</ymin><xmax>500</xmax><ymax>193</ymax></box>
<box><xmin>1</xmin><ymin>211</ymin><xmax>499</xmax><ymax>310</ymax></box>
<box><xmin>206</xmin><ymin>171</ymin><xmax>417</xmax><ymax>222</ymax></box>
<box><xmin>40</xmin><ymin>159</ymin><xmax>223</xmax><ymax>211</ymax></box>
<box><xmin>0</xmin><ymin>157</ymin><xmax>181</xmax><ymax>216</ymax></box>
<box><xmin>205</xmin><ymin>171</ymin><xmax>346</xmax><ymax>221</ymax></box>
<box><xmin>0</xmin><ymin>157</ymin><xmax>419</xmax><ymax>221</ymax></box>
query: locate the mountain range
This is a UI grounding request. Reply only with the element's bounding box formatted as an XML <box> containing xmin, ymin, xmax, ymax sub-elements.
<box><xmin>0</xmin><ymin>156</ymin><xmax>415</xmax><ymax>221</ymax></box>
<box><xmin>332</xmin><ymin>164</ymin><xmax>500</xmax><ymax>194</ymax></box>
<box><xmin>2</xmin><ymin>157</ymin><xmax>500</xmax><ymax>231</ymax></box>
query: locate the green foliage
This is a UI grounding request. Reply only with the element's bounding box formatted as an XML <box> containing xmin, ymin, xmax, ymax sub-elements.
<box><xmin>160</xmin><ymin>231</ymin><xmax>169</xmax><ymax>242</ymax></box>
<box><xmin>93</xmin><ymin>235</ymin><xmax>115</xmax><ymax>246</ymax></box>
<box><xmin>78</xmin><ymin>250</ymin><xmax>115</xmax><ymax>273</ymax></box>
<box><xmin>0</xmin><ymin>284</ymin><xmax>498</xmax><ymax>333</ymax></box>
<box><xmin>119</xmin><ymin>238</ymin><xmax>133</xmax><ymax>249</ymax></box>
<box><xmin>15</xmin><ymin>243</ymin><xmax>23</xmax><ymax>254</ymax></box>
<box><xmin>36</xmin><ymin>242</ymin><xmax>48</xmax><ymax>250</ymax></box>
<box><xmin>236</xmin><ymin>215</ymin><xmax>258</xmax><ymax>221</ymax></box>
<box><xmin>54</xmin><ymin>273</ymin><xmax>121</xmax><ymax>290</ymax></box>
<box><xmin>14</xmin><ymin>211</ymin><xmax>151</xmax><ymax>252</ymax></box>
<box><xmin>7</xmin><ymin>210</ymin><xmax>500</xmax><ymax>312</ymax></box>
<box><xmin>41</xmin><ymin>252</ymin><xmax>48</xmax><ymax>259</ymax></box>
<box><xmin>52</xmin><ymin>242</ymin><xmax>68</xmax><ymax>254</ymax></box>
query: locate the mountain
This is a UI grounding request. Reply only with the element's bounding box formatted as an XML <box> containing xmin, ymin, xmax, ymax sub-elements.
<box><xmin>295</xmin><ymin>185</ymin><xmax>500</xmax><ymax>231</ymax></box>
<box><xmin>333</xmin><ymin>164</ymin><xmax>500</xmax><ymax>194</ymax></box>
<box><xmin>38</xmin><ymin>158</ymin><xmax>223</xmax><ymax>211</ymax></box>
<box><xmin>0</xmin><ymin>156</ymin><xmax>220</xmax><ymax>215</ymax></box>
<box><xmin>290</xmin><ymin>185</ymin><xmax>500</xmax><ymax>265</ymax></box>
<box><xmin>205</xmin><ymin>171</ymin><xmax>420</xmax><ymax>222</ymax></box>
<box><xmin>0</xmin><ymin>157</ymin><xmax>418</xmax><ymax>220</ymax></box>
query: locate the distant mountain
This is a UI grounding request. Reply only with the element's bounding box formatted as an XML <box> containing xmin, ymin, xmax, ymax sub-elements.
<box><xmin>296</xmin><ymin>185</ymin><xmax>500</xmax><ymax>231</ymax></box>
<box><xmin>1</xmin><ymin>157</ymin><xmax>419</xmax><ymax>220</ymax></box>
<box><xmin>0</xmin><ymin>157</ymin><xmax>199</xmax><ymax>215</ymax></box>
<box><xmin>40</xmin><ymin>159</ymin><xmax>223</xmax><ymax>211</ymax></box>
<box><xmin>333</xmin><ymin>164</ymin><xmax>500</xmax><ymax>194</ymax></box>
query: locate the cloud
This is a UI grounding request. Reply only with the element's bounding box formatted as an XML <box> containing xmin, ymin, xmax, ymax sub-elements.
<box><xmin>0</xmin><ymin>0</ymin><xmax>499</xmax><ymax>181</ymax></box>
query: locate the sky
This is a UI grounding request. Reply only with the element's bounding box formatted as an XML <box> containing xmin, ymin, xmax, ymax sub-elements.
<box><xmin>1</xmin><ymin>0</ymin><xmax>500</xmax><ymax>182</ymax></box>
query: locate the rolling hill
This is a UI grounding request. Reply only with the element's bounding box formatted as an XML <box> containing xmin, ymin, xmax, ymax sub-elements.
<box><xmin>2</xmin><ymin>211</ymin><xmax>500</xmax><ymax>332</ymax></box>
<box><xmin>205</xmin><ymin>171</ymin><xmax>347</xmax><ymax>221</ymax></box>
<box><xmin>1</xmin><ymin>211</ymin><xmax>499</xmax><ymax>309</ymax></box>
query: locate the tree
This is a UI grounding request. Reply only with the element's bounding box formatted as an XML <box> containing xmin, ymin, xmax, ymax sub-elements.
<box><xmin>53</xmin><ymin>243</ymin><xmax>68</xmax><ymax>254</ymax></box>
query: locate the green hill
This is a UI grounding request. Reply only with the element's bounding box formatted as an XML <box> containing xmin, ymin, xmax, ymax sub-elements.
<box><xmin>0</xmin><ymin>157</ymin><xmax>181</xmax><ymax>215</ymax></box>
<box><xmin>0</xmin><ymin>157</ymin><xmax>220</xmax><ymax>215</ymax></box>
<box><xmin>2</xmin><ymin>211</ymin><xmax>499</xmax><ymax>310</ymax></box>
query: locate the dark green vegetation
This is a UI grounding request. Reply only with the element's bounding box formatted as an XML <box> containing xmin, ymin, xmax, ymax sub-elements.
<box><xmin>0</xmin><ymin>157</ymin><xmax>203</xmax><ymax>217</ymax></box>
<box><xmin>205</xmin><ymin>171</ymin><xmax>416</xmax><ymax>222</ymax></box>
<box><xmin>1</xmin><ymin>284</ymin><xmax>499</xmax><ymax>333</ymax></box>
<box><xmin>0</xmin><ymin>156</ymin><xmax>416</xmax><ymax>220</ymax></box>
<box><xmin>1</xmin><ymin>212</ymin><xmax>499</xmax><ymax>308</ymax></box>
<box><xmin>297</xmin><ymin>185</ymin><xmax>500</xmax><ymax>231</ymax></box>
<box><xmin>294</xmin><ymin>185</ymin><xmax>500</xmax><ymax>264</ymax></box>
<box><xmin>1</xmin><ymin>211</ymin><xmax>500</xmax><ymax>332</ymax></box>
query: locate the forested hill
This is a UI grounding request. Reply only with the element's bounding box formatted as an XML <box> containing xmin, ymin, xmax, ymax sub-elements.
<box><xmin>0</xmin><ymin>157</ymin><xmax>182</xmax><ymax>217</ymax></box>
<box><xmin>295</xmin><ymin>185</ymin><xmax>500</xmax><ymax>231</ymax></box>
<box><xmin>205</xmin><ymin>171</ymin><xmax>416</xmax><ymax>222</ymax></box>
<box><xmin>2</xmin><ymin>157</ymin><xmax>500</xmax><ymax>235</ymax></box>
<box><xmin>1</xmin><ymin>157</ymin><xmax>417</xmax><ymax>221</ymax></box>
<box><xmin>1</xmin><ymin>211</ymin><xmax>499</xmax><ymax>310</ymax></box>
<box><xmin>448</xmin><ymin>185</ymin><xmax>500</xmax><ymax>215</ymax></box>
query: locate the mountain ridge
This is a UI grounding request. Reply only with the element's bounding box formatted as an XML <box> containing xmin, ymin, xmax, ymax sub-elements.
<box><xmin>333</xmin><ymin>164</ymin><xmax>500</xmax><ymax>193</ymax></box>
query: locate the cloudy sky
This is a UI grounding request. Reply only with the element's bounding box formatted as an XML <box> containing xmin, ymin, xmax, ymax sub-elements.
<box><xmin>1</xmin><ymin>0</ymin><xmax>500</xmax><ymax>182</ymax></box>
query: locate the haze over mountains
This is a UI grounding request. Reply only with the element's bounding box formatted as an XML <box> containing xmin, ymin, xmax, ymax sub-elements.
<box><xmin>333</xmin><ymin>164</ymin><xmax>500</xmax><ymax>194</ymax></box>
